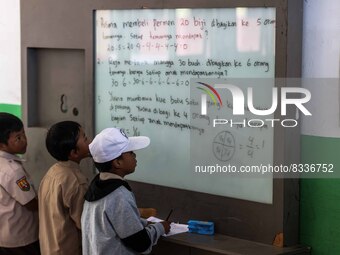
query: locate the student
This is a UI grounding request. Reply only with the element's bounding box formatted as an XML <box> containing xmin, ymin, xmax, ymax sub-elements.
<box><xmin>81</xmin><ymin>128</ymin><xmax>170</xmax><ymax>255</ymax></box>
<box><xmin>0</xmin><ymin>112</ymin><xmax>40</xmax><ymax>255</ymax></box>
<box><xmin>38</xmin><ymin>121</ymin><xmax>90</xmax><ymax>255</ymax></box>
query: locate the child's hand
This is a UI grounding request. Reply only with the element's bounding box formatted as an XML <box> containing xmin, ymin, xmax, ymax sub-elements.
<box><xmin>161</xmin><ymin>221</ymin><xmax>171</xmax><ymax>234</ymax></box>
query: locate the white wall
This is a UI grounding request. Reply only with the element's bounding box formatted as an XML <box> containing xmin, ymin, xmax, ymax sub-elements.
<box><xmin>301</xmin><ymin>0</ymin><xmax>340</xmax><ymax>137</ymax></box>
<box><xmin>0</xmin><ymin>0</ymin><xmax>20</xmax><ymax>105</ymax></box>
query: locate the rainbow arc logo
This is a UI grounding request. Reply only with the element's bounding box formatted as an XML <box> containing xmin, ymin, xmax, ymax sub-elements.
<box><xmin>196</xmin><ymin>82</ymin><xmax>222</xmax><ymax>106</ymax></box>
<box><xmin>196</xmin><ymin>82</ymin><xmax>222</xmax><ymax>115</ymax></box>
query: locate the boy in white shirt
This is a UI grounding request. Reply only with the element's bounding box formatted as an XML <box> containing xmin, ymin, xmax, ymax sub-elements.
<box><xmin>0</xmin><ymin>112</ymin><xmax>40</xmax><ymax>255</ymax></box>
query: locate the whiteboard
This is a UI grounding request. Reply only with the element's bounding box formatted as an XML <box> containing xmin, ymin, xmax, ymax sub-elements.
<box><xmin>95</xmin><ymin>8</ymin><xmax>275</xmax><ymax>203</ymax></box>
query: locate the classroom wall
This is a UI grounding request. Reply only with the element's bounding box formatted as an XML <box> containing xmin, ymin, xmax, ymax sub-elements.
<box><xmin>0</xmin><ymin>0</ymin><xmax>21</xmax><ymax>117</ymax></box>
<box><xmin>300</xmin><ymin>0</ymin><xmax>340</xmax><ymax>254</ymax></box>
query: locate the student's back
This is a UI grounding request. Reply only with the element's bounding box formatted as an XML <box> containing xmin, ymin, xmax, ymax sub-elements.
<box><xmin>38</xmin><ymin>121</ymin><xmax>90</xmax><ymax>255</ymax></box>
<box><xmin>39</xmin><ymin>161</ymin><xmax>88</xmax><ymax>254</ymax></box>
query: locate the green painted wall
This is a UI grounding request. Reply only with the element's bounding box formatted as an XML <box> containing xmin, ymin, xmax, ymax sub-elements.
<box><xmin>0</xmin><ymin>103</ymin><xmax>21</xmax><ymax>118</ymax></box>
<box><xmin>300</xmin><ymin>135</ymin><xmax>340</xmax><ymax>255</ymax></box>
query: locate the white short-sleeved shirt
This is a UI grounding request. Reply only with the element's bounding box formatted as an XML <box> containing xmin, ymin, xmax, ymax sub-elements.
<box><xmin>0</xmin><ymin>150</ymin><xmax>39</xmax><ymax>247</ymax></box>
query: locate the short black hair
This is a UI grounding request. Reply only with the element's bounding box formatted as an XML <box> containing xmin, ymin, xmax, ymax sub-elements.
<box><xmin>0</xmin><ymin>112</ymin><xmax>23</xmax><ymax>145</ymax></box>
<box><xmin>46</xmin><ymin>121</ymin><xmax>81</xmax><ymax>161</ymax></box>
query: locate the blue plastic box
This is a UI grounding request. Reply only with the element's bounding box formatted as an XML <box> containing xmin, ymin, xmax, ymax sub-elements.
<box><xmin>187</xmin><ymin>220</ymin><xmax>214</xmax><ymax>235</ymax></box>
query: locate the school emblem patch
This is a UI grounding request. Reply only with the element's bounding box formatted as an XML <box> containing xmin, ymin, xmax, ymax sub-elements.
<box><xmin>16</xmin><ymin>176</ymin><xmax>31</xmax><ymax>191</ymax></box>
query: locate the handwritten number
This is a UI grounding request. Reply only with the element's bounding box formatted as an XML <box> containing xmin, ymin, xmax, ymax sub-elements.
<box><xmin>180</xmin><ymin>19</ymin><xmax>189</xmax><ymax>26</ymax></box>
<box><xmin>60</xmin><ymin>94</ymin><xmax>68</xmax><ymax>113</ymax></box>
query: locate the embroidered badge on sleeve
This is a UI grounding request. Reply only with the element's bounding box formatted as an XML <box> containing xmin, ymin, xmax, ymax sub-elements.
<box><xmin>16</xmin><ymin>176</ymin><xmax>31</xmax><ymax>191</ymax></box>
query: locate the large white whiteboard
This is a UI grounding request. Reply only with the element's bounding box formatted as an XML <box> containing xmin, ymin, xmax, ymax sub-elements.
<box><xmin>95</xmin><ymin>8</ymin><xmax>276</xmax><ymax>203</ymax></box>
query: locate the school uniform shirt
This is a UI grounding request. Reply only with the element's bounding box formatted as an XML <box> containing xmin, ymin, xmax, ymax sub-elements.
<box><xmin>81</xmin><ymin>172</ymin><xmax>165</xmax><ymax>255</ymax></box>
<box><xmin>0</xmin><ymin>151</ymin><xmax>39</xmax><ymax>247</ymax></box>
<box><xmin>38</xmin><ymin>161</ymin><xmax>88</xmax><ymax>255</ymax></box>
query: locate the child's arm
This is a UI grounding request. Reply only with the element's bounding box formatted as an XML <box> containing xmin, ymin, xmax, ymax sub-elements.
<box><xmin>64</xmin><ymin>179</ymin><xmax>88</xmax><ymax>229</ymax></box>
<box><xmin>52</xmin><ymin>165</ymin><xmax>89</xmax><ymax>230</ymax></box>
<box><xmin>0</xmin><ymin>165</ymin><xmax>37</xmax><ymax>208</ymax></box>
<box><xmin>111</xmin><ymin>189</ymin><xmax>167</xmax><ymax>253</ymax></box>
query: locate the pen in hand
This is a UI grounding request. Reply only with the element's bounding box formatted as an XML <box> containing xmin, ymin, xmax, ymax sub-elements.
<box><xmin>161</xmin><ymin>209</ymin><xmax>173</xmax><ymax>234</ymax></box>
<box><xmin>165</xmin><ymin>209</ymin><xmax>173</xmax><ymax>221</ymax></box>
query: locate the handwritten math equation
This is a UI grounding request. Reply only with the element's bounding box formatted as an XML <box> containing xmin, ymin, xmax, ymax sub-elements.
<box><xmin>106</xmin><ymin>42</ymin><xmax>189</xmax><ymax>52</ymax></box>
<box><xmin>212</xmin><ymin>131</ymin><xmax>265</xmax><ymax>161</ymax></box>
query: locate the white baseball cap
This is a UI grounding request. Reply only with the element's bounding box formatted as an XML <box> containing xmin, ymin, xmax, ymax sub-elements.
<box><xmin>89</xmin><ymin>128</ymin><xmax>150</xmax><ymax>163</ymax></box>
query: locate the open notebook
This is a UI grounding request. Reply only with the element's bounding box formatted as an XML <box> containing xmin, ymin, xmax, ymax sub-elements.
<box><xmin>147</xmin><ymin>216</ymin><xmax>189</xmax><ymax>237</ymax></box>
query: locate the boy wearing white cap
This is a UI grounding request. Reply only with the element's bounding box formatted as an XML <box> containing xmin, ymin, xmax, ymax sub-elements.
<box><xmin>81</xmin><ymin>128</ymin><xmax>170</xmax><ymax>255</ymax></box>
